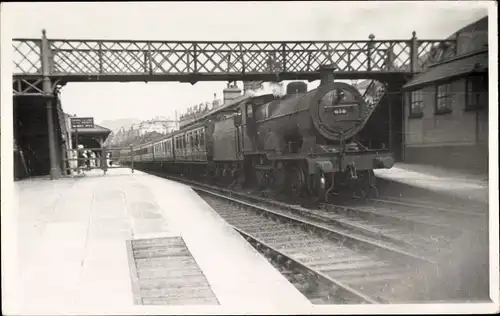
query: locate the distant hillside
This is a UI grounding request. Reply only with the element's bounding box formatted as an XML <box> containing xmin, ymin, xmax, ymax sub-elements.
<box><xmin>99</xmin><ymin>118</ymin><xmax>142</xmax><ymax>132</ymax></box>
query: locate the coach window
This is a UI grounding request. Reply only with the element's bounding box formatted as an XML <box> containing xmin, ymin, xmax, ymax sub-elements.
<box><xmin>435</xmin><ymin>82</ymin><xmax>453</xmax><ymax>114</ymax></box>
<box><xmin>200</xmin><ymin>130</ymin><xmax>205</xmax><ymax>147</ymax></box>
<box><xmin>409</xmin><ymin>90</ymin><xmax>424</xmax><ymax>118</ymax></box>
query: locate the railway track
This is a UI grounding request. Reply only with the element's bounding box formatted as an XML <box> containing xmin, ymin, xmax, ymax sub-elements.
<box><xmin>141</xmin><ymin>170</ymin><xmax>488</xmax><ymax>303</ymax></box>
<box><xmin>195</xmin><ymin>188</ymin><xmax>436</xmax><ymax>304</ymax></box>
<box><xmin>365</xmin><ymin>195</ymin><xmax>488</xmax><ymax>216</ymax></box>
<box><xmin>147</xmin><ymin>171</ymin><xmax>485</xmax><ymax>259</ymax></box>
<box><xmin>318</xmin><ymin>197</ymin><xmax>487</xmax><ymax>256</ymax></box>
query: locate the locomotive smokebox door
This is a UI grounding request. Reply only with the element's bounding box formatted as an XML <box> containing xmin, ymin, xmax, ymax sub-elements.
<box><xmin>309</xmin><ymin>82</ymin><xmax>366</xmax><ymax>141</ymax></box>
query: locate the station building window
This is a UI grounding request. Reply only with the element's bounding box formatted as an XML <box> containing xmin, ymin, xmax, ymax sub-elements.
<box><xmin>435</xmin><ymin>83</ymin><xmax>453</xmax><ymax>114</ymax></box>
<box><xmin>409</xmin><ymin>90</ymin><xmax>424</xmax><ymax>117</ymax></box>
<box><xmin>466</xmin><ymin>76</ymin><xmax>484</xmax><ymax>110</ymax></box>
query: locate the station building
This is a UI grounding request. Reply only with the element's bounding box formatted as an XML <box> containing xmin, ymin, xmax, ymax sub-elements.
<box><xmin>401</xmin><ymin>16</ymin><xmax>489</xmax><ymax>173</ymax></box>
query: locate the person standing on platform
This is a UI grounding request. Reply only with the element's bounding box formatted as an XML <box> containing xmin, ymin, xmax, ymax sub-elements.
<box><xmin>95</xmin><ymin>150</ymin><xmax>101</xmax><ymax>168</ymax></box>
<box><xmin>86</xmin><ymin>150</ymin><xmax>92</xmax><ymax>170</ymax></box>
<box><xmin>67</xmin><ymin>149</ymin><xmax>76</xmax><ymax>176</ymax></box>
<box><xmin>106</xmin><ymin>152</ymin><xmax>111</xmax><ymax>167</ymax></box>
<box><xmin>90</xmin><ymin>151</ymin><xmax>96</xmax><ymax>168</ymax></box>
<box><xmin>77</xmin><ymin>145</ymin><xmax>86</xmax><ymax>174</ymax></box>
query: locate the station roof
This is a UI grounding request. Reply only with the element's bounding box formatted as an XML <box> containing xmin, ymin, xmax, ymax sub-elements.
<box><xmin>402</xmin><ymin>49</ymin><xmax>488</xmax><ymax>90</ymax></box>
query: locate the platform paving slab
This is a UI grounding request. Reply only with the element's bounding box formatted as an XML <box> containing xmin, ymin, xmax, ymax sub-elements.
<box><xmin>12</xmin><ymin>168</ymin><xmax>310</xmax><ymax>314</ymax></box>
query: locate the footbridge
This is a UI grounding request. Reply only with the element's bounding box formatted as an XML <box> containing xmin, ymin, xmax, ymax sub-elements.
<box><xmin>13</xmin><ymin>30</ymin><xmax>456</xmax><ymax>96</ymax></box>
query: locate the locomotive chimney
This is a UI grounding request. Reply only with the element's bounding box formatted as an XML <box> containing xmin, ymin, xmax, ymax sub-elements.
<box><xmin>318</xmin><ymin>64</ymin><xmax>338</xmax><ymax>86</ymax></box>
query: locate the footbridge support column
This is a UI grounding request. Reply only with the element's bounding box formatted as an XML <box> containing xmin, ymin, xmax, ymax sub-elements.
<box><xmin>42</xmin><ymin>29</ymin><xmax>60</xmax><ymax>180</ymax></box>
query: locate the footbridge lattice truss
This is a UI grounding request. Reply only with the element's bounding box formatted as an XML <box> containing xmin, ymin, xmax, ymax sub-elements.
<box><xmin>12</xmin><ymin>30</ymin><xmax>457</xmax><ymax>96</ymax></box>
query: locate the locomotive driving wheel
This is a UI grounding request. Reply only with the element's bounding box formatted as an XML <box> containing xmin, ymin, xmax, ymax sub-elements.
<box><xmin>286</xmin><ymin>163</ymin><xmax>307</xmax><ymax>199</ymax></box>
<box><xmin>272</xmin><ymin>162</ymin><xmax>287</xmax><ymax>193</ymax></box>
<box><xmin>358</xmin><ymin>170</ymin><xmax>378</xmax><ymax>198</ymax></box>
<box><xmin>309</xmin><ymin>170</ymin><xmax>327</xmax><ymax>204</ymax></box>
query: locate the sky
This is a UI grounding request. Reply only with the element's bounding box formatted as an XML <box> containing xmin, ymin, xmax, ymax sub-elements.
<box><xmin>4</xmin><ymin>1</ymin><xmax>489</xmax><ymax>124</ymax></box>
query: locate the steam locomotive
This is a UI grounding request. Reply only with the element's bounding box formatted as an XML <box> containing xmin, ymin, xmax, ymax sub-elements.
<box><xmin>123</xmin><ymin>68</ymin><xmax>395</xmax><ymax>202</ymax></box>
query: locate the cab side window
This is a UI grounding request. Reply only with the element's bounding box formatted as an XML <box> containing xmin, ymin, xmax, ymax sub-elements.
<box><xmin>247</xmin><ymin>104</ymin><xmax>253</xmax><ymax>118</ymax></box>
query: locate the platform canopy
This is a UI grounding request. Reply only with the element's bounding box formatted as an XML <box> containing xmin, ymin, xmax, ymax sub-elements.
<box><xmin>65</xmin><ymin>113</ymin><xmax>111</xmax><ymax>149</ymax></box>
<box><xmin>402</xmin><ymin>49</ymin><xmax>488</xmax><ymax>90</ymax></box>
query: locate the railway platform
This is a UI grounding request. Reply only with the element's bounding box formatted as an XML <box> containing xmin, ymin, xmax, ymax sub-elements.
<box><xmin>10</xmin><ymin>168</ymin><xmax>311</xmax><ymax>314</ymax></box>
<box><xmin>374</xmin><ymin>162</ymin><xmax>489</xmax><ymax>208</ymax></box>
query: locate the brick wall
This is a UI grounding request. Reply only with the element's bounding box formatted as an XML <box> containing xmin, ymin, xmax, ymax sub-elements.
<box><xmin>404</xmin><ymin>144</ymin><xmax>488</xmax><ymax>173</ymax></box>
